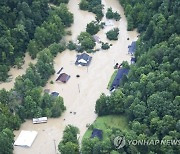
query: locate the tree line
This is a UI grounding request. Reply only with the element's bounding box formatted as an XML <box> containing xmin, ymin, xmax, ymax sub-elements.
<box><xmin>93</xmin><ymin>0</ymin><xmax>180</xmax><ymax>153</ymax></box>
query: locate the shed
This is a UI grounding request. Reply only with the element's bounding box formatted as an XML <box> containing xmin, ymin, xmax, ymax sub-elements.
<box><xmin>90</xmin><ymin>128</ymin><xmax>103</xmax><ymax>140</ymax></box>
<box><xmin>51</xmin><ymin>92</ymin><xmax>59</xmax><ymax>97</ymax></box>
<box><xmin>128</xmin><ymin>41</ymin><xmax>136</xmax><ymax>54</ymax></box>
<box><xmin>111</xmin><ymin>68</ymin><xmax>129</xmax><ymax>90</ymax></box>
<box><xmin>33</xmin><ymin>117</ymin><xmax>47</xmax><ymax>124</ymax></box>
<box><xmin>75</xmin><ymin>53</ymin><xmax>92</xmax><ymax>66</ymax></box>
<box><xmin>56</xmin><ymin>73</ymin><xmax>70</xmax><ymax>83</ymax></box>
<box><xmin>93</xmin><ymin>35</ymin><xmax>101</xmax><ymax>43</ymax></box>
<box><xmin>14</xmin><ymin>130</ymin><xmax>38</xmax><ymax>147</ymax></box>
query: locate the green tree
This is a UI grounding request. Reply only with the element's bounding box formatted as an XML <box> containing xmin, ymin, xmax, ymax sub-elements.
<box><xmin>58</xmin><ymin>125</ymin><xmax>80</xmax><ymax>154</ymax></box>
<box><xmin>106</xmin><ymin>28</ymin><xmax>119</xmax><ymax>40</ymax></box>
<box><xmin>79</xmin><ymin>0</ymin><xmax>89</xmax><ymax>10</ymax></box>
<box><xmin>0</xmin><ymin>128</ymin><xmax>14</xmax><ymax>154</ymax></box>
<box><xmin>78</xmin><ymin>32</ymin><xmax>95</xmax><ymax>50</ymax></box>
<box><xmin>86</xmin><ymin>21</ymin><xmax>100</xmax><ymax>35</ymax></box>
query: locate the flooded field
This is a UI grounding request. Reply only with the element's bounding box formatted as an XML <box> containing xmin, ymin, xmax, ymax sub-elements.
<box><xmin>13</xmin><ymin>0</ymin><xmax>138</xmax><ymax>153</ymax></box>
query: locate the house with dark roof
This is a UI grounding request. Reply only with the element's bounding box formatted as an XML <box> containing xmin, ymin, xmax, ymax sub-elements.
<box><xmin>110</xmin><ymin>68</ymin><xmax>129</xmax><ymax>91</ymax></box>
<box><xmin>75</xmin><ymin>53</ymin><xmax>92</xmax><ymax>66</ymax></box>
<box><xmin>90</xmin><ymin>128</ymin><xmax>103</xmax><ymax>140</ymax></box>
<box><xmin>56</xmin><ymin>73</ymin><xmax>70</xmax><ymax>83</ymax></box>
<box><xmin>128</xmin><ymin>41</ymin><xmax>136</xmax><ymax>55</ymax></box>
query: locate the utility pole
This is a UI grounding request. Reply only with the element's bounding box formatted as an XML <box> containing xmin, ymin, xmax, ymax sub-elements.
<box><xmin>53</xmin><ymin>139</ymin><xmax>56</xmax><ymax>154</ymax></box>
<box><xmin>78</xmin><ymin>84</ymin><xmax>80</xmax><ymax>93</ymax></box>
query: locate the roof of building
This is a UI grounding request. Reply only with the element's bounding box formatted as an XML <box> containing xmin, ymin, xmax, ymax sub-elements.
<box><xmin>14</xmin><ymin>130</ymin><xmax>38</xmax><ymax>147</ymax></box>
<box><xmin>93</xmin><ymin>35</ymin><xmax>101</xmax><ymax>43</ymax></box>
<box><xmin>56</xmin><ymin>73</ymin><xmax>70</xmax><ymax>83</ymax></box>
<box><xmin>111</xmin><ymin>68</ymin><xmax>129</xmax><ymax>89</ymax></box>
<box><xmin>128</xmin><ymin>41</ymin><xmax>136</xmax><ymax>54</ymax></box>
<box><xmin>90</xmin><ymin>128</ymin><xmax>103</xmax><ymax>140</ymax></box>
<box><xmin>75</xmin><ymin>53</ymin><xmax>92</xmax><ymax>66</ymax></box>
<box><xmin>51</xmin><ymin>92</ymin><xmax>59</xmax><ymax>97</ymax></box>
<box><xmin>33</xmin><ymin>117</ymin><xmax>47</xmax><ymax>124</ymax></box>
<box><xmin>131</xmin><ymin>57</ymin><xmax>136</xmax><ymax>64</ymax></box>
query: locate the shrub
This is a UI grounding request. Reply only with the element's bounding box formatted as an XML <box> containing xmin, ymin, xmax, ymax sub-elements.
<box><xmin>78</xmin><ymin>32</ymin><xmax>95</xmax><ymax>50</ymax></box>
<box><xmin>101</xmin><ymin>42</ymin><xmax>110</xmax><ymax>50</ymax></box>
<box><xmin>67</xmin><ymin>41</ymin><xmax>77</xmax><ymax>50</ymax></box>
<box><xmin>86</xmin><ymin>21</ymin><xmax>100</xmax><ymax>35</ymax></box>
<box><xmin>106</xmin><ymin>8</ymin><xmax>114</xmax><ymax>19</ymax></box>
<box><xmin>106</xmin><ymin>7</ymin><xmax>121</xmax><ymax>21</ymax></box>
<box><xmin>106</xmin><ymin>28</ymin><xmax>120</xmax><ymax>40</ymax></box>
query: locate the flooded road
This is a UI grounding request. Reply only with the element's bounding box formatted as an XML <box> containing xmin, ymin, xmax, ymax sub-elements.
<box><xmin>13</xmin><ymin>0</ymin><xmax>139</xmax><ymax>153</ymax></box>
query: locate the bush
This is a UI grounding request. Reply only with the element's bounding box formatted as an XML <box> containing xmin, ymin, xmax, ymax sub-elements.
<box><xmin>106</xmin><ymin>8</ymin><xmax>121</xmax><ymax>21</ymax></box>
<box><xmin>78</xmin><ymin>32</ymin><xmax>95</xmax><ymax>50</ymax></box>
<box><xmin>67</xmin><ymin>41</ymin><xmax>77</xmax><ymax>50</ymax></box>
<box><xmin>86</xmin><ymin>21</ymin><xmax>100</xmax><ymax>35</ymax></box>
<box><xmin>79</xmin><ymin>0</ymin><xmax>89</xmax><ymax>10</ymax></box>
<box><xmin>87</xmin><ymin>49</ymin><xmax>95</xmax><ymax>53</ymax></box>
<box><xmin>113</xmin><ymin>12</ymin><xmax>121</xmax><ymax>21</ymax></box>
<box><xmin>106</xmin><ymin>8</ymin><xmax>114</xmax><ymax>19</ymax></box>
<box><xmin>106</xmin><ymin>28</ymin><xmax>120</xmax><ymax>40</ymax></box>
<box><xmin>101</xmin><ymin>42</ymin><xmax>110</xmax><ymax>50</ymax></box>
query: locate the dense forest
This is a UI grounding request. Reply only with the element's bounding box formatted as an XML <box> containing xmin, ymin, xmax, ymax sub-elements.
<box><xmin>0</xmin><ymin>0</ymin><xmax>71</xmax><ymax>81</ymax></box>
<box><xmin>0</xmin><ymin>0</ymin><xmax>72</xmax><ymax>153</ymax></box>
<box><xmin>93</xmin><ymin>0</ymin><xmax>180</xmax><ymax>153</ymax></box>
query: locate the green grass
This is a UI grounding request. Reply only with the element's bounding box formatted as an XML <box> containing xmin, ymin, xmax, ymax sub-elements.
<box><xmin>83</xmin><ymin>115</ymin><xmax>129</xmax><ymax>140</ymax></box>
<box><xmin>107</xmin><ymin>70</ymin><xmax>118</xmax><ymax>89</ymax></box>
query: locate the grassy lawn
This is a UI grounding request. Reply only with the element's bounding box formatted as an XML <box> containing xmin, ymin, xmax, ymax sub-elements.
<box><xmin>107</xmin><ymin>70</ymin><xmax>118</xmax><ymax>89</ymax></box>
<box><xmin>83</xmin><ymin>115</ymin><xmax>129</xmax><ymax>140</ymax></box>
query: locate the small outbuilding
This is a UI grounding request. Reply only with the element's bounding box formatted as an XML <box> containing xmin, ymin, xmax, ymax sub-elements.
<box><xmin>128</xmin><ymin>41</ymin><xmax>136</xmax><ymax>55</ymax></box>
<box><xmin>75</xmin><ymin>53</ymin><xmax>92</xmax><ymax>66</ymax></box>
<box><xmin>90</xmin><ymin>128</ymin><xmax>103</xmax><ymax>140</ymax></box>
<box><xmin>110</xmin><ymin>68</ymin><xmax>129</xmax><ymax>90</ymax></box>
<box><xmin>56</xmin><ymin>73</ymin><xmax>70</xmax><ymax>83</ymax></box>
<box><xmin>51</xmin><ymin>92</ymin><xmax>59</xmax><ymax>97</ymax></box>
<box><xmin>33</xmin><ymin>117</ymin><xmax>48</xmax><ymax>124</ymax></box>
<box><xmin>93</xmin><ymin>35</ymin><xmax>101</xmax><ymax>43</ymax></box>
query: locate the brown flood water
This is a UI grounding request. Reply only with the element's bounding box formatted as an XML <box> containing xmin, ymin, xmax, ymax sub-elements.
<box><xmin>0</xmin><ymin>53</ymin><xmax>36</xmax><ymax>91</ymax></box>
<box><xmin>13</xmin><ymin>0</ymin><xmax>139</xmax><ymax>154</ymax></box>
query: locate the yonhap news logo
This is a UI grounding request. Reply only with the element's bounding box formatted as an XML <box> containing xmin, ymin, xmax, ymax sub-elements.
<box><xmin>114</xmin><ymin>136</ymin><xmax>126</xmax><ymax>149</ymax></box>
<box><xmin>114</xmin><ymin>136</ymin><xmax>180</xmax><ymax>149</ymax></box>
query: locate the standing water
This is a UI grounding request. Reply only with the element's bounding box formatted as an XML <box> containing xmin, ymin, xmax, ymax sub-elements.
<box><xmin>13</xmin><ymin>0</ymin><xmax>139</xmax><ymax>154</ymax></box>
<box><xmin>0</xmin><ymin>53</ymin><xmax>36</xmax><ymax>91</ymax></box>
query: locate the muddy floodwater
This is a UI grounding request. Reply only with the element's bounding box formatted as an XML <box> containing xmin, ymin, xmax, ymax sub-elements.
<box><xmin>0</xmin><ymin>53</ymin><xmax>36</xmax><ymax>91</ymax></box>
<box><xmin>13</xmin><ymin>0</ymin><xmax>139</xmax><ymax>154</ymax></box>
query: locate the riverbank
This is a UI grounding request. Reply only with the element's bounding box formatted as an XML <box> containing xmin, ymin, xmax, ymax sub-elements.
<box><xmin>13</xmin><ymin>0</ymin><xmax>139</xmax><ymax>153</ymax></box>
